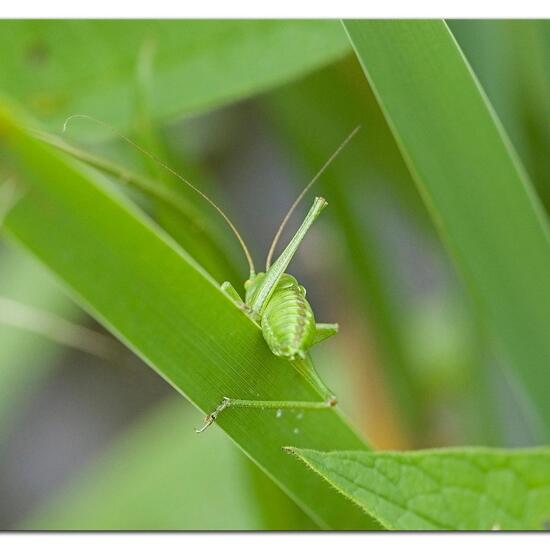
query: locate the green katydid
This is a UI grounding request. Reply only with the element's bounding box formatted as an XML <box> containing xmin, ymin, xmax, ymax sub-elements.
<box><xmin>59</xmin><ymin>116</ymin><xmax>359</xmax><ymax>433</ymax></box>
<box><xmin>191</xmin><ymin>127</ymin><xmax>360</xmax><ymax>432</ymax></box>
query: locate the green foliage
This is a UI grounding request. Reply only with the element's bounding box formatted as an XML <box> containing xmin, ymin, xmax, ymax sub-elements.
<box><xmin>0</xmin><ymin>105</ymin><xmax>376</xmax><ymax>530</ymax></box>
<box><xmin>288</xmin><ymin>447</ymin><xmax>550</xmax><ymax>530</ymax></box>
<box><xmin>1</xmin><ymin>19</ymin><xmax>550</xmax><ymax>531</ymax></box>
<box><xmin>344</xmin><ymin>20</ymin><xmax>550</xmax><ymax>442</ymax></box>
<box><xmin>0</xmin><ymin>20</ymin><xmax>350</xmax><ymax>132</ymax></box>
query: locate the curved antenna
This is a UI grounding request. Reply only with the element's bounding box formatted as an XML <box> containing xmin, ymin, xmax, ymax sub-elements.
<box><xmin>63</xmin><ymin>114</ymin><xmax>256</xmax><ymax>277</ymax></box>
<box><xmin>265</xmin><ymin>125</ymin><xmax>361</xmax><ymax>270</ymax></box>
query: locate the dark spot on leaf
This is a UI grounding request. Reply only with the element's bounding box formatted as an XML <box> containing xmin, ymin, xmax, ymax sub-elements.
<box><xmin>26</xmin><ymin>41</ymin><xmax>49</xmax><ymax>66</ymax></box>
<box><xmin>542</xmin><ymin>520</ymin><xmax>550</xmax><ymax>530</ymax></box>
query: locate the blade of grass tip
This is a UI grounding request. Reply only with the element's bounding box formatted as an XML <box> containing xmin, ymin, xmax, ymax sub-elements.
<box><xmin>0</xmin><ymin>99</ymin><xmax>379</xmax><ymax>530</ymax></box>
<box><xmin>343</xmin><ymin>19</ymin><xmax>550</xmax><ymax>442</ymax></box>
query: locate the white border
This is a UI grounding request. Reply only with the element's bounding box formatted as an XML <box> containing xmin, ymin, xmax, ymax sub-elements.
<box><xmin>2</xmin><ymin>533</ymin><xmax>550</xmax><ymax>550</ymax></box>
<box><xmin>0</xmin><ymin>1</ymin><xmax>549</xmax><ymax>18</ymax></box>
<box><xmin>1</xmin><ymin>7</ymin><xmax>549</xmax><ymax>548</ymax></box>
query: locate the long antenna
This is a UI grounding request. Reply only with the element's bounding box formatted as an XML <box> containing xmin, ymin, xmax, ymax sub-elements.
<box><xmin>63</xmin><ymin>115</ymin><xmax>256</xmax><ymax>277</ymax></box>
<box><xmin>265</xmin><ymin>125</ymin><xmax>361</xmax><ymax>270</ymax></box>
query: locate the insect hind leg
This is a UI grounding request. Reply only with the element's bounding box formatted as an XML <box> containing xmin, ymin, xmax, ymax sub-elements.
<box><xmin>313</xmin><ymin>322</ymin><xmax>339</xmax><ymax>345</ymax></box>
<box><xmin>195</xmin><ymin>395</ymin><xmax>337</xmax><ymax>433</ymax></box>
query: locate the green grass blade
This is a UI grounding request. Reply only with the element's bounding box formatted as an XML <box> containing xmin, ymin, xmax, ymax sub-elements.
<box><xmin>504</xmin><ymin>21</ymin><xmax>550</xmax><ymax>210</ymax></box>
<box><xmin>343</xmin><ymin>20</ymin><xmax>550</xmax><ymax>441</ymax></box>
<box><xmin>288</xmin><ymin>446</ymin><xmax>550</xmax><ymax>530</ymax></box>
<box><xmin>0</xmin><ymin>20</ymin><xmax>350</xmax><ymax>133</ymax></box>
<box><xmin>0</xmin><ymin>103</ymin><xmax>377</xmax><ymax>530</ymax></box>
<box><xmin>451</xmin><ymin>21</ymin><xmax>550</xmax><ymax>211</ymax></box>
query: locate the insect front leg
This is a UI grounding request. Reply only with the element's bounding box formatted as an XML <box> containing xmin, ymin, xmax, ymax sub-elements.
<box><xmin>220</xmin><ymin>281</ymin><xmax>244</xmax><ymax>305</ymax></box>
<box><xmin>195</xmin><ymin>395</ymin><xmax>337</xmax><ymax>433</ymax></box>
<box><xmin>221</xmin><ymin>280</ymin><xmax>256</xmax><ymax>315</ymax></box>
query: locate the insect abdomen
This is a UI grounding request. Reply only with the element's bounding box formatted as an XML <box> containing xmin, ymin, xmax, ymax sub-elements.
<box><xmin>260</xmin><ymin>275</ymin><xmax>316</xmax><ymax>360</ymax></box>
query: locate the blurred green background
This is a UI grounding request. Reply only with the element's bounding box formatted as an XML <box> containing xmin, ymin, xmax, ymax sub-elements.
<box><xmin>0</xmin><ymin>20</ymin><xmax>549</xmax><ymax>529</ymax></box>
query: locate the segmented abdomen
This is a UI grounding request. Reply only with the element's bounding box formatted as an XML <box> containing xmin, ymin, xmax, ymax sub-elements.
<box><xmin>261</xmin><ymin>275</ymin><xmax>316</xmax><ymax>360</ymax></box>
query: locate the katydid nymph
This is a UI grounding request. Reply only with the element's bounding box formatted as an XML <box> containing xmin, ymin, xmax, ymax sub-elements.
<box><xmin>194</xmin><ymin>127</ymin><xmax>360</xmax><ymax>432</ymax></box>
<box><xmin>60</xmin><ymin>116</ymin><xmax>359</xmax><ymax>433</ymax></box>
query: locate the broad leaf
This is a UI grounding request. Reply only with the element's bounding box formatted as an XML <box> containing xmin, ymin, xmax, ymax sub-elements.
<box><xmin>0</xmin><ymin>20</ymin><xmax>350</xmax><ymax>132</ymax></box>
<box><xmin>288</xmin><ymin>447</ymin><xmax>550</xmax><ymax>530</ymax></box>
